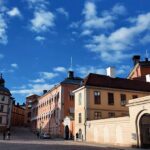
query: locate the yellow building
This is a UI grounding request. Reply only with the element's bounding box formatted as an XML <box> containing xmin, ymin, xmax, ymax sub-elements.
<box><xmin>73</xmin><ymin>73</ymin><xmax>150</xmax><ymax>141</ymax></box>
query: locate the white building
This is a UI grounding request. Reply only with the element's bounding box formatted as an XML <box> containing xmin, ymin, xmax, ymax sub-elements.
<box><xmin>0</xmin><ymin>74</ymin><xmax>13</xmax><ymax>132</ymax></box>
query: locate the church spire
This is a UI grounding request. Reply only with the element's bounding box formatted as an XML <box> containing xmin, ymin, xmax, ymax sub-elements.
<box><xmin>0</xmin><ymin>73</ymin><xmax>5</xmax><ymax>87</ymax></box>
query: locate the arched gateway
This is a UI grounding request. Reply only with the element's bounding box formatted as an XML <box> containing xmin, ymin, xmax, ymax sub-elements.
<box><xmin>139</xmin><ymin>114</ymin><xmax>150</xmax><ymax>148</ymax></box>
<box><xmin>128</xmin><ymin>96</ymin><xmax>150</xmax><ymax>148</ymax></box>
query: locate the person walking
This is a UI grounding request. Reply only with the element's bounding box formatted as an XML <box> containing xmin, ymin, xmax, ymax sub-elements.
<box><xmin>3</xmin><ymin>131</ymin><xmax>6</xmax><ymax>140</ymax></box>
<box><xmin>7</xmin><ymin>130</ymin><xmax>11</xmax><ymax>140</ymax></box>
<box><xmin>37</xmin><ymin>131</ymin><xmax>40</xmax><ymax>139</ymax></box>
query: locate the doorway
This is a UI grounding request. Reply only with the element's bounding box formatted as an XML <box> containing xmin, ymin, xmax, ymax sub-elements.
<box><xmin>65</xmin><ymin>125</ymin><xmax>69</xmax><ymax>140</ymax></box>
<box><xmin>139</xmin><ymin>114</ymin><xmax>150</xmax><ymax>148</ymax></box>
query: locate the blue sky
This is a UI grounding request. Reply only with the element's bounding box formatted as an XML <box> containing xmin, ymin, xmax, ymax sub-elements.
<box><xmin>0</xmin><ymin>0</ymin><xmax>150</xmax><ymax>104</ymax></box>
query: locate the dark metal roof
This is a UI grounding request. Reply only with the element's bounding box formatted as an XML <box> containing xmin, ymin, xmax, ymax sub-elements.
<box><xmin>139</xmin><ymin>61</ymin><xmax>150</xmax><ymax>67</ymax></box>
<box><xmin>61</xmin><ymin>77</ymin><xmax>83</xmax><ymax>85</ymax></box>
<box><xmin>83</xmin><ymin>73</ymin><xmax>150</xmax><ymax>92</ymax></box>
<box><xmin>0</xmin><ymin>86</ymin><xmax>11</xmax><ymax>95</ymax></box>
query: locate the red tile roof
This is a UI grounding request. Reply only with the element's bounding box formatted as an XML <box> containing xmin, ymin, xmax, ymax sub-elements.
<box><xmin>83</xmin><ymin>73</ymin><xmax>150</xmax><ymax>92</ymax></box>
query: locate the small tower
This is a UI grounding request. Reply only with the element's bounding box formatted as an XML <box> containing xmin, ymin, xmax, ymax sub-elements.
<box><xmin>132</xmin><ymin>55</ymin><xmax>140</xmax><ymax>66</ymax></box>
<box><xmin>68</xmin><ymin>57</ymin><xmax>74</xmax><ymax>79</ymax></box>
<box><xmin>0</xmin><ymin>73</ymin><xmax>5</xmax><ymax>87</ymax></box>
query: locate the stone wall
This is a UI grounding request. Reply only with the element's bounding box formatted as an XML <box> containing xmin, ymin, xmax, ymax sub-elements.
<box><xmin>86</xmin><ymin>116</ymin><xmax>131</xmax><ymax>147</ymax></box>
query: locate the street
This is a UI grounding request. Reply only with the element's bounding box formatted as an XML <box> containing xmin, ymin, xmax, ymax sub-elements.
<box><xmin>0</xmin><ymin>127</ymin><xmax>142</xmax><ymax>150</ymax></box>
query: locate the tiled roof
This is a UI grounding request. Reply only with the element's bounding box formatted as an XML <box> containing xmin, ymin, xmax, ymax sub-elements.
<box><xmin>83</xmin><ymin>73</ymin><xmax>150</xmax><ymax>92</ymax></box>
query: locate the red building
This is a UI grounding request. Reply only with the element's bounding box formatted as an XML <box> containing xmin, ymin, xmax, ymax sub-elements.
<box><xmin>128</xmin><ymin>55</ymin><xmax>150</xmax><ymax>81</ymax></box>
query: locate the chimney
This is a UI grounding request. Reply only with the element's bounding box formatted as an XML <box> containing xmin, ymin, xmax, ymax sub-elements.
<box><xmin>146</xmin><ymin>74</ymin><xmax>150</xmax><ymax>82</ymax></box>
<box><xmin>106</xmin><ymin>67</ymin><xmax>115</xmax><ymax>78</ymax></box>
<box><xmin>145</xmin><ymin>58</ymin><xmax>148</xmax><ymax>62</ymax></box>
<box><xmin>68</xmin><ymin>71</ymin><xmax>74</xmax><ymax>79</ymax></box>
<box><xmin>43</xmin><ymin>90</ymin><xmax>47</xmax><ymax>95</ymax></box>
<box><xmin>132</xmin><ymin>55</ymin><xmax>140</xmax><ymax>66</ymax></box>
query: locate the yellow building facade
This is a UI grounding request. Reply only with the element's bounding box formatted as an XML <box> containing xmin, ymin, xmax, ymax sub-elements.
<box><xmin>73</xmin><ymin>73</ymin><xmax>150</xmax><ymax>141</ymax></box>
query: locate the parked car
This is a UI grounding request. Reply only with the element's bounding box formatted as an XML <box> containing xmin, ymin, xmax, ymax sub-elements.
<box><xmin>40</xmin><ymin>133</ymin><xmax>51</xmax><ymax>139</ymax></box>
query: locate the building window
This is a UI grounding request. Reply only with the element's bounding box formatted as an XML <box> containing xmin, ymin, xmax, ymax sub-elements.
<box><xmin>94</xmin><ymin>91</ymin><xmax>101</xmax><ymax>104</ymax></box>
<box><xmin>94</xmin><ymin>112</ymin><xmax>102</xmax><ymax>119</ymax></box>
<box><xmin>120</xmin><ymin>94</ymin><xmax>126</xmax><ymax>106</ymax></box>
<box><xmin>0</xmin><ymin>105</ymin><xmax>4</xmax><ymax>112</ymax></box>
<box><xmin>28</xmin><ymin>112</ymin><xmax>31</xmax><ymax>118</ymax></box>
<box><xmin>132</xmin><ymin>95</ymin><xmax>138</xmax><ymax>99</ymax></box>
<box><xmin>1</xmin><ymin>96</ymin><xmax>5</xmax><ymax>101</ymax></box>
<box><xmin>79</xmin><ymin>113</ymin><xmax>82</xmax><ymax>123</ymax></box>
<box><xmin>69</xmin><ymin>92</ymin><xmax>74</xmax><ymax>101</ymax></box>
<box><xmin>78</xmin><ymin>93</ymin><xmax>82</xmax><ymax>105</ymax></box>
<box><xmin>0</xmin><ymin>117</ymin><xmax>2</xmax><ymax>124</ymax></box>
<box><xmin>108</xmin><ymin>112</ymin><xmax>115</xmax><ymax>118</ymax></box>
<box><xmin>108</xmin><ymin>93</ymin><xmax>114</xmax><ymax>105</ymax></box>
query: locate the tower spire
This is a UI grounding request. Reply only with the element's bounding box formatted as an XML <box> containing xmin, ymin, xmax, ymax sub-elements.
<box><xmin>0</xmin><ymin>73</ymin><xmax>5</xmax><ymax>87</ymax></box>
<box><xmin>70</xmin><ymin>56</ymin><xmax>73</xmax><ymax>71</ymax></box>
<box><xmin>146</xmin><ymin>50</ymin><xmax>149</xmax><ymax>58</ymax></box>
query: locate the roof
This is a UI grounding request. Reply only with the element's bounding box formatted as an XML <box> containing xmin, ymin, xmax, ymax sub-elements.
<box><xmin>61</xmin><ymin>77</ymin><xmax>83</xmax><ymax>85</ymax></box>
<box><xmin>0</xmin><ymin>86</ymin><xmax>11</xmax><ymax>95</ymax></box>
<box><xmin>26</xmin><ymin>94</ymin><xmax>40</xmax><ymax>99</ymax></box>
<box><xmin>128</xmin><ymin>60</ymin><xmax>150</xmax><ymax>78</ymax></box>
<box><xmin>83</xmin><ymin>73</ymin><xmax>150</xmax><ymax>92</ymax></box>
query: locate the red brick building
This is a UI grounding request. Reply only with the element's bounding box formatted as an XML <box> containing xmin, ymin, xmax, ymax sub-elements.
<box><xmin>128</xmin><ymin>55</ymin><xmax>150</xmax><ymax>81</ymax></box>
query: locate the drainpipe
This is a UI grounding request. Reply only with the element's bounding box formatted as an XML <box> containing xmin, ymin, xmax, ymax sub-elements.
<box><xmin>84</xmin><ymin>88</ymin><xmax>87</xmax><ymax>141</ymax></box>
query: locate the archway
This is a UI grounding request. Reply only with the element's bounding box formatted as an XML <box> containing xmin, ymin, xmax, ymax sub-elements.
<box><xmin>139</xmin><ymin>114</ymin><xmax>150</xmax><ymax>148</ymax></box>
<box><xmin>65</xmin><ymin>125</ymin><xmax>69</xmax><ymax>140</ymax></box>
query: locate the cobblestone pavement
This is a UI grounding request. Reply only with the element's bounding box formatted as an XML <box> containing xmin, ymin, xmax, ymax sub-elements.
<box><xmin>0</xmin><ymin>127</ymin><xmax>145</xmax><ymax>150</ymax></box>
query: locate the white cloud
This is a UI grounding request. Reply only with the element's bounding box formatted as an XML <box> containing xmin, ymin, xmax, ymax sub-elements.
<box><xmin>81</xmin><ymin>29</ymin><xmax>92</xmax><ymax>36</ymax></box>
<box><xmin>141</xmin><ymin>34</ymin><xmax>150</xmax><ymax>44</ymax></box>
<box><xmin>27</xmin><ymin>0</ymin><xmax>49</xmax><ymax>10</ymax></box>
<box><xmin>7</xmin><ymin>7</ymin><xmax>22</xmax><ymax>17</ymax></box>
<box><xmin>112</xmin><ymin>4</ymin><xmax>127</xmax><ymax>16</ymax></box>
<box><xmin>76</xmin><ymin>66</ymin><xmax>106</xmax><ymax>76</ymax></box>
<box><xmin>56</xmin><ymin>8</ymin><xmax>69</xmax><ymax>18</ymax></box>
<box><xmin>40</xmin><ymin>72</ymin><xmax>58</xmax><ymax>79</ymax></box>
<box><xmin>83</xmin><ymin>1</ymin><xmax>96</xmax><ymax>20</ymax></box>
<box><xmin>35</xmin><ymin>36</ymin><xmax>45</xmax><ymax>41</ymax></box>
<box><xmin>30</xmin><ymin>10</ymin><xmax>55</xmax><ymax>33</ymax></box>
<box><xmin>85</xmin><ymin>12</ymin><xmax>150</xmax><ymax>62</ymax></box>
<box><xmin>116</xmin><ymin>65</ymin><xmax>131</xmax><ymax>75</ymax></box>
<box><xmin>53</xmin><ymin>66</ymin><xmax>66</xmax><ymax>73</ymax></box>
<box><xmin>11</xmin><ymin>63</ymin><xmax>18</xmax><ymax>69</ymax></box>
<box><xmin>0</xmin><ymin>14</ymin><xmax>7</xmax><ymax>44</ymax></box>
<box><xmin>69</xmin><ymin>21</ymin><xmax>81</xmax><ymax>28</ymax></box>
<box><xmin>11</xmin><ymin>83</ymin><xmax>54</xmax><ymax>95</ymax></box>
<box><xmin>82</xmin><ymin>2</ymin><xmax>115</xmax><ymax>29</ymax></box>
<box><xmin>30</xmin><ymin>78</ymin><xmax>45</xmax><ymax>83</ymax></box>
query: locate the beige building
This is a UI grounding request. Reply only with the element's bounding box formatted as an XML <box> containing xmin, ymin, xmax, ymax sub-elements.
<box><xmin>73</xmin><ymin>73</ymin><xmax>150</xmax><ymax>142</ymax></box>
<box><xmin>35</xmin><ymin>71</ymin><xmax>82</xmax><ymax>138</ymax></box>
<box><xmin>0</xmin><ymin>74</ymin><xmax>13</xmax><ymax>132</ymax></box>
<box><xmin>25</xmin><ymin>94</ymin><xmax>39</xmax><ymax>127</ymax></box>
<box><xmin>85</xmin><ymin>96</ymin><xmax>150</xmax><ymax>148</ymax></box>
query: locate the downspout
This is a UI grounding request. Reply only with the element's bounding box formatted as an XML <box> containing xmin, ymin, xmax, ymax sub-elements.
<box><xmin>84</xmin><ymin>87</ymin><xmax>87</xmax><ymax>141</ymax></box>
